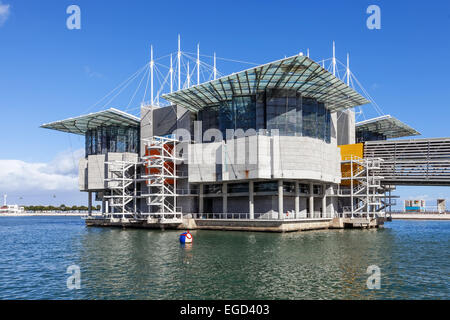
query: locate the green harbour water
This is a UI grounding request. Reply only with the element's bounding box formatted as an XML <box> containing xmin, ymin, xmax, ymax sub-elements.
<box><xmin>0</xmin><ymin>216</ymin><xmax>448</xmax><ymax>300</ymax></box>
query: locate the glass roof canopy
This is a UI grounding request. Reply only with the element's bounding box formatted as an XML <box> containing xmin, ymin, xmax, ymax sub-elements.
<box><xmin>162</xmin><ymin>54</ymin><xmax>370</xmax><ymax>113</ymax></box>
<box><xmin>356</xmin><ymin>115</ymin><xmax>421</xmax><ymax>139</ymax></box>
<box><xmin>40</xmin><ymin>108</ymin><xmax>140</xmax><ymax>135</ymax></box>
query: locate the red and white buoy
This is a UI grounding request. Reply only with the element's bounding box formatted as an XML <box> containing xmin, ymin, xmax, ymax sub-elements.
<box><xmin>179</xmin><ymin>230</ymin><xmax>193</xmax><ymax>244</ymax></box>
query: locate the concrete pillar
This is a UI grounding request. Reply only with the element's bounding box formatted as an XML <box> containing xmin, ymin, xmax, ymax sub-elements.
<box><xmin>222</xmin><ymin>183</ymin><xmax>228</xmax><ymax>214</ymax></box>
<box><xmin>88</xmin><ymin>191</ymin><xmax>92</xmax><ymax>216</ymax></box>
<box><xmin>295</xmin><ymin>181</ymin><xmax>300</xmax><ymax>216</ymax></box>
<box><xmin>309</xmin><ymin>183</ymin><xmax>314</xmax><ymax>218</ymax></box>
<box><xmin>199</xmin><ymin>184</ymin><xmax>204</xmax><ymax>215</ymax></box>
<box><xmin>322</xmin><ymin>184</ymin><xmax>327</xmax><ymax>218</ymax></box>
<box><xmin>278</xmin><ymin>180</ymin><xmax>283</xmax><ymax>219</ymax></box>
<box><xmin>102</xmin><ymin>198</ymin><xmax>106</xmax><ymax>214</ymax></box>
<box><xmin>249</xmin><ymin>181</ymin><xmax>254</xmax><ymax>219</ymax></box>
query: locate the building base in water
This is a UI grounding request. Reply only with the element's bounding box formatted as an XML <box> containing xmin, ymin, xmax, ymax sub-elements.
<box><xmin>84</xmin><ymin>215</ymin><xmax>386</xmax><ymax>232</ymax></box>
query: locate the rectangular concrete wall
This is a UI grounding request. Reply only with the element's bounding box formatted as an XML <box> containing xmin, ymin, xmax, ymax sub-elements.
<box><xmin>188</xmin><ymin>135</ymin><xmax>341</xmax><ymax>184</ymax></box>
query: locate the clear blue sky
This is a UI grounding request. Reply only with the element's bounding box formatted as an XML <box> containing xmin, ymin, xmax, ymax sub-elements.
<box><xmin>0</xmin><ymin>0</ymin><xmax>449</xmax><ymax>206</ymax></box>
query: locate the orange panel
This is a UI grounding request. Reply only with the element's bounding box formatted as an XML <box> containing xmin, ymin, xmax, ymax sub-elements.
<box><xmin>339</xmin><ymin>143</ymin><xmax>364</xmax><ymax>186</ymax></box>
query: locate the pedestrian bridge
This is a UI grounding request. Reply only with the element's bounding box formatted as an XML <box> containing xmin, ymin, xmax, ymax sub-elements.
<box><xmin>364</xmin><ymin>137</ymin><xmax>450</xmax><ymax>186</ymax></box>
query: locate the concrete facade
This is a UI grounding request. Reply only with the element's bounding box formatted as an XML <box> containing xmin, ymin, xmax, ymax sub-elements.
<box><xmin>187</xmin><ymin>135</ymin><xmax>341</xmax><ymax>184</ymax></box>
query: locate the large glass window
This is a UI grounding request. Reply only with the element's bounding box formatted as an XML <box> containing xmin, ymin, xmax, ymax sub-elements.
<box><xmin>218</xmin><ymin>96</ymin><xmax>256</xmax><ymax>138</ymax></box>
<box><xmin>317</xmin><ymin>103</ymin><xmax>326</xmax><ymax>141</ymax></box>
<box><xmin>198</xmin><ymin>105</ymin><xmax>219</xmax><ymax>136</ymax></box>
<box><xmin>234</xmin><ymin>96</ymin><xmax>256</xmax><ymax>132</ymax></box>
<box><xmin>197</xmin><ymin>89</ymin><xmax>331</xmax><ymax>143</ymax></box>
<box><xmin>302</xmin><ymin>98</ymin><xmax>318</xmax><ymax>138</ymax></box>
<box><xmin>356</xmin><ymin>130</ymin><xmax>386</xmax><ymax>143</ymax></box>
<box><xmin>85</xmin><ymin>126</ymin><xmax>139</xmax><ymax>156</ymax></box>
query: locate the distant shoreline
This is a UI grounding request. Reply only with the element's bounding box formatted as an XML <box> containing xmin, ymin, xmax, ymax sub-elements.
<box><xmin>0</xmin><ymin>212</ymin><xmax>102</xmax><ymax>217</ymax></box>
<box><xmin>390</xmin><ymin>213</ymin><xmax>450</xmax><ymax>221</ymax></box>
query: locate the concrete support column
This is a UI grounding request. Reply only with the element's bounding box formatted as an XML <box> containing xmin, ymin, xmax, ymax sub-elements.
<box><xmin>278</xmin><ymin>180</ymin><xmax>284</xmax><ymax>219</ymax></box>
<box><xmin>295</xmin><ymin>181</ymin><xmax>300</xmax><ymax>216</ymax></box>
<box><xmin>88</xmin><ymin>191</ymin><xmax>92</xmax><ymax>216</ymax></box>
<box><xmin>199</xmin><ymin>184</ymin><xmax>204</xmax><ymax>216</ymax></box>
<box><xmin>309</xmin><ymin>183</ymin><xmax>314</xmax><ymax>218</ymax></box>
<box><xmin>322</xmin><ymin>184</ymin><xmax>327</xmax><ymax>218</ymax></box>
<box><xmin>249</xmin><ymin>181</ymin><xmax>254</xmax><ymax>219</ymax></box>
<box><xmin>222</xmin><ymin>183</ymin><xmax>228</xmax><ymax>214</ymax></box>
<box><xmin>102</xmin><ymin>198</ymin><xmax>106</xmax><ymax>214</ymax></box>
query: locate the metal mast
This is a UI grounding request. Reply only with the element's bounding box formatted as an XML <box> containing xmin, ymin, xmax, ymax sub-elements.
<box><xmin>347</xmin><ymin>53</ymin><xmax>350</xmax><ymax>86</ymax></box>
<box><xmin>177</xmin><ymin>35</ymin><xmax>181</xmax><ymax>91</ymax></box>
<box><xmin>170</xmin><ymin>54</ymin><xmax>173</xmax><ymax>93</ymax></box>
<box><xmin>187</xmin><ymin>62</ymin><xmax>190</xmax><ymax>88</ymax></box>
<box><xmin>197</xmin><ymin>43</ymin><xmax>200</xmax><ymax>85</ymax></box>
<box><xmin>332</xmin><ymin>41</ymin><xmax>336</xmax><ymax>76</ymax></box>
<box><xmin>213</xmin><ymin>52</ymin><xmax>217</xmax><ymax>80</ymax></box>
<box><xmin>150</xmin><ymin>45</ymin><xmax>154</xmax><ymax>105</ymax></box>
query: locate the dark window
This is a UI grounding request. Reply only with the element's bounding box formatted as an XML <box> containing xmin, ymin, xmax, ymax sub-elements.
<box><xmin>313</xmin><ymin>185</ymin><xmax>323</xmax><ymax>195</ymax></box>
<box><xmin>228</xmin><ymin>183</ymin><xmax>249</xmax><ymax>193</ymax></box>
<box><xmin>283</xmin><ymin>182</ymin><xmax>295</xmax><ymax>193</ymax></box>
<box><xmin>85</xmin><ymin>126</ymin><xmax>139</xmax><ymax>156</ymax></box>
<box><xmin>299</xmin><ymin>184</ymin><xmax>309</xmax><ymax>194</ymax></box>
<box><xmin>254</xmin><ymin>181</ymin><xmax>278</xmax><ymax>192</ymax></box>
<box><xmin>302</xmin><ymin>98</ymin><xmax>318</xmax><ymax>138</ymax></box>
<box><xmin>204</xmin><ymin>184</ymin><xmax>222</xmax><ymax>194</ymax></box>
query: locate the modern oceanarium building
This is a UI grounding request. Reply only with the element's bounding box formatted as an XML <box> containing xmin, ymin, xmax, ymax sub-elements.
<box><xmin>42</xmin><ymin>52</ymin><xmax>450</xmax><ymax>231</ymax></box>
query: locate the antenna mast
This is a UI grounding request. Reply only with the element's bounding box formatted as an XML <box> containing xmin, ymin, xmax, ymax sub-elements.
<box><xmin>187</xmin><ymin>62</ymin><xmax>190</xmax><ymax>88</ymax></box>
<box><xmin>150</xmin><ymin>45</ymin><xmax>154</xmax><ymax>105</ymax></box>
<box><xmin>170</xmin><ymin>54</ymin><xmax>173</xmax><ymax>93</ymax></box>
<box><xmin>177</xmin><ymin>35</ymin><xmax>181</xmax><ymax>91</ymax></box>
<box><xmin>213</xmin><ymin>52</ymin><xmax>217</xmax><ymax>80</ymax></box>
<box><xmin>332</xmin><ymin>41</ymin><xmax>336</xmax><ymax>76</ymax></box>
<box><xmin>197</xmin><ymin>43</ymin><xmax>200</xmax><ymax>85</ymax></box>
<box><xmin>346</xmin><ymin>53</ymin><xmax>350</xmax><ymax>86</ymax></box>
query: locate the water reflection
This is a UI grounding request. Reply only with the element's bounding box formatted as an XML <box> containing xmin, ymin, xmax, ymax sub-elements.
<box><xmin>1</xmin><ymin>217</ymin><xmax>447</xmax><ymax>300</ymax></box>
<box><xmin>74</xmin><ymin>225</ymin><xmax>406</xmax><ymax>299</ymax></box>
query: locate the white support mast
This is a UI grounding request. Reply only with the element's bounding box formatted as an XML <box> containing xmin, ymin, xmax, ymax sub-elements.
<box><xmin>3</xmin><ymin>194</ymin><xmax>6</xmax><ymax>206</ymax></box>
<box><xmin>197</xmin><ymin>43</ymin><xmax>200</xmax><ymax>85</ymax></box>
<box><xmin>332</xmin><ymin>41</ymin><xmax>336</xmax><ymax>76</ymax></box>
<box><xmin>213</xmin><ymin>52</ymin><xmax>217</xmax><ymax>80</ymax></box>
<box><xmin>177</xmin><ymin>35</ymin><xmax>181</xmax><ymax>91</ymax></box>
<box><xmin>187</xmin><ymin>62</ymin><xmax>190</xmax><ymax>88</ymax></box>
<box><xmin>346</xmin><ymin>53</ymin><xmax>350</xmax><ymax>86</ymax></box>
<box><xmin>170</xmin><ymin>54</ymin><xmax>173</xmax><ymax>93</ymax></box>
<box><xmin>150</xmin><ymin>45</ymin><xmax>154</xmax><ymax>105</ymax></box>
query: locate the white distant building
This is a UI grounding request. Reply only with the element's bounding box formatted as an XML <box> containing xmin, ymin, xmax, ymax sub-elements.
<box><xmin>0</xmin><ymin>194</ymin><xmax>25</xmax><ymax>214</ymax></box>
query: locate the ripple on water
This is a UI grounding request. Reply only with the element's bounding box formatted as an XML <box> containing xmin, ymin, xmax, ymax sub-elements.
<box><xmin>0</xmin><ymin>217</ymin><xmax>448</xmax><ymax>299</ymax></box>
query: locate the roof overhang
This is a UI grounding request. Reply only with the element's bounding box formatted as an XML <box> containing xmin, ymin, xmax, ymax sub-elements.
<box><xmin>162</xmin><ymin>54</ymin><xmax>370</xmax><ymax>113</ymax></box>
<box><xmin>356</xmin><ymin>115</ymin><xmax>421</xmax><ymax>139</ymax></box>
<box><xmin>40</xmin><ymin>108</ymin><xmax>140</xmax><ymax>135</ymax></box>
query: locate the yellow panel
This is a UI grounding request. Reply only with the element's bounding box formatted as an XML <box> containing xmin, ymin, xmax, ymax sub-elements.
<box><xmin>339</xmin><ymin>143</ymin><xmax>364</xmax><ymax>186</ymax></box>
<box><xmin>338</xmin><ymin>143</ymin><xmax>364</xmax><ymax>161</ymax></box>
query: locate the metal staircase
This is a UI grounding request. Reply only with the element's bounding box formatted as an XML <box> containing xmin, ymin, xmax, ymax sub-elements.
<box><xmin>338</xmin><ymin>156</ymin><xmax>393</xmax><ymax>219</ymax></box>
<box><xmin>141</xmin><ymin>135</ymin><xmax>182</xmax><ymax>224</ymax></box>
<box><xmin>104</xmin><ymin>160</ymin><xmax>137</xmax><ymax>219</ymax></box>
